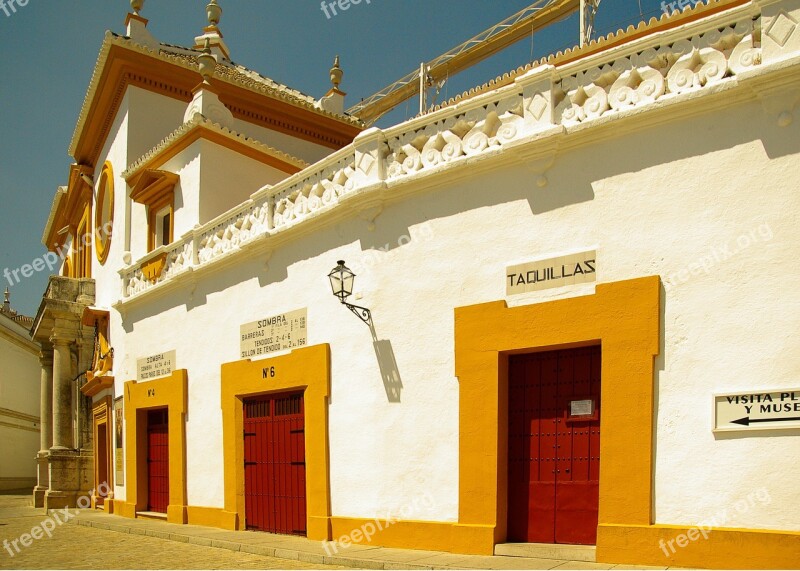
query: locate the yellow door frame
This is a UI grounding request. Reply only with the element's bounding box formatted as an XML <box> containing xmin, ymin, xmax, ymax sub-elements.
<box><xmin>454</xmin><ymin>276</ymin><xmax>661</xmax><ymax>553</ymax></box>
<box><xmin>91</xmin><ymin>396</ymin><xmax>114</xmax><ymax>512</ymax></box>
<box><xmin>121</xmin><ymin>369</ymin><xmax>188</xmax><ymax>524</ymax></box>
<box><xmin>220</xmin><ymin>344</ymin><xmax>332</xmax><ymax>539</ymax></box>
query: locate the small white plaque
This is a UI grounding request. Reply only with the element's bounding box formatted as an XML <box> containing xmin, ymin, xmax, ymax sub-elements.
<box><xmin>136</xmin><ymin>350</ymin><xmax>176</xmax><ymax>382</ymax></box>
<box><xmin>714</xmin><ymin>389</ymin><xmax>800</xmax><ymax>432</ymax></box>
<box><xmin>570</xmin><ymin>399</ymin><xmax>594</xmax><ymax>417</ymax></box>
<box><xmin>240</xmin><ymin>308</ymin><xmax>307</xmax><ymax>359</ymax></box>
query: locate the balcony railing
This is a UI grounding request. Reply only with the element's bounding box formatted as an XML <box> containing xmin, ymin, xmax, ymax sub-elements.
<box><xmin>119</xmin><ymin>0</ymin><xmax>779</xmax><ymax>302</ymax></box>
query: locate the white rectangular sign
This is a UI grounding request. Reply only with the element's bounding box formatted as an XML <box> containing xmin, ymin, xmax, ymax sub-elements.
<box><xmin>240</xmin><ymin>308</ymin><xmax>307</xmax><ymax>359</ymax></box>
<box><xmin>507</xmin><ymin>250</ymin><xmax>596</xmax><ymax>295</ymax></box>
<box><xmin>570</xmin><ymin>399</ymin><xmax>594</xmax><ymax>417</ymax></box>
<box><xmin>136</xmin><ymin>350</ymin><xmax>176</xmax><ymax>382</ymax></box>
<box><xmin>714</xmin><ymin>389</ymin><xmax>800</xmax><ymax>432</ymax></box>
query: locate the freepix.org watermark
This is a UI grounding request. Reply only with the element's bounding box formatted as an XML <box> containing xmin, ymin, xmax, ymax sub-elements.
<box><xmin>663</xmin><ymin>222</ymin><xmax>773</xmax><ymax>291</ymax></box>
<box><xmin>349</xmin><ymin>222</ymin><xmax>435</xmax><ymax>275</ymax></box>
<box><xmin>320</xmin><ymin>0</ymin><xmax>374</xmax><ymax>20</ymax></box>
<box><xmin>2</xmin><ymin>221</ymin><xmax>112</xmax><ymax>287</ymax></box>
<box><xmin>0</xmin><ymin>0</ymin><xmax>31</xmax><ymax>18</ymax></box>
<box><xmin>658</xmin><ymin>487</ymin><xmax>771</xmax><ymax>557</ymax></box>
<box><xmin>661</xmin><ymin>0</ymin><xmax>703</xmax><ymax>16</ymax></box>
<box><xmin>322</xmin><ymin>492</ymin><xmax>435</xmax><ymax>556</ymax></box>
<box><xmin>3</xmin><ymin>482</ymin><xmax>110</xmax><ymax>558</ymax></box>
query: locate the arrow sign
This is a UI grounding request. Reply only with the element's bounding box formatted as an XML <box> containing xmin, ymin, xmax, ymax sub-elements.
<box><xmin>731</xmin><ymin>416</ymin><xmax>800</xmax><ymax>427</ymax></box>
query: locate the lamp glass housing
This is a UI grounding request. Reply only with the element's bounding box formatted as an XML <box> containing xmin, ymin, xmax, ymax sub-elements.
<box><xmin>328</xmin><ymin>260</ymin><xmax>355</xmax><ymax>302</ymax></box>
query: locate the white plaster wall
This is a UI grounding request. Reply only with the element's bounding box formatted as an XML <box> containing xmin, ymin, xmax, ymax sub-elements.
<box><xmin>102</xmin><ymin>97</ymin><xmax>800</xmax><ymax>529</ymax></box>
<box><xmin>127</xmin><ymin>87</ymin><xmax>189</xmax><ymax>165</ymax></box>
<box><xmin>0</xmin><ymin>324</ymin><xmax>41</xmax><ymax>482</ymax></box>
<box><xmin>230</xmin><ymin>117</ymin><xmax>338</xmax><ymax>164</ymax></box>
<box><xmin>91</xmin><ymin>91</ymin><xmax>130</xmax><ymax>309</ymax></box>
<box><xmin>197</xmin><ymin>140</ymin><xmax>291</xmax><ymax>225</ymax></box>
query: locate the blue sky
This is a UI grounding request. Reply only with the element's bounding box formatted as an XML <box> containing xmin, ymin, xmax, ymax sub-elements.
<box><xmin>0</xmin><ymin>0</ymin><xmax>674</xmax><ymax>316</ymax></box>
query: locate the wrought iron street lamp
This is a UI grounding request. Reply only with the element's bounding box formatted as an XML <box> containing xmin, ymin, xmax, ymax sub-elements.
<box><xmin>328</xmin><ymin>260</ymin><xmax>372</xmax><ymax>325</ymax></box>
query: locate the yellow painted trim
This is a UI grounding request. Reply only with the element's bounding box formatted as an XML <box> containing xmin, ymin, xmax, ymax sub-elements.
<box><xmin>94</xmin><ymin>161</ymin><xmax>114</xmax><ymax>265</ymax></box>
<box><xmin>91</xmin><ymin>397</ymin><xmax>114</xmax><ymax>510</ymax></box>
<box><xmin>62</xmin><ymin>256</ymin><xmax>73</xmax><ymax>278</ymax></box>
<box><xmin>115</xmin><ymin>499</ymin><xmax>136</xmax><ymax>518</ymax></box>
<box><xmin>597</xmin><ymin>523</ymin><xmax>800</xmax><ymax>569</ymax></box>
<box><xmin>147</xmin><ymin>199</ymin><xmax>174</xmax><ymax>252</ymax></box>
<box><xmin>328</xmin><ymin>518</ymin><xmax>494</xmax><ymax>555</ymax></box>
<box><xmin>186</xmin><ymin>506</ymin><xmax>237</xmax><ymax>529</ymax></box>
<box><xmin>220</xmin><ymin>345</ymin><xmax>331</xmax><ymax>539</ymax></box>
<box><xmin>454</xmin><ymin>276</ymin><xmax>661</xmax><ymax>553</ymax></box>
<box><xmin>123</xmin><ymin>370</ymin><xmax>188</xmax><ymax>524</ymax></box>
<box><xmin>141</xmin><ymin>252</ymin><xmax>168</xmax><ymax>283</ymax></box>
<box><xmin>126</xmin><ymin>125</ymin><xmax>305</xmax><ymax>182</ymax></box>
<box><xmin>74</xmin><ymin>204</ymin><xmax>93</xmax><ymax>279</ymax></box>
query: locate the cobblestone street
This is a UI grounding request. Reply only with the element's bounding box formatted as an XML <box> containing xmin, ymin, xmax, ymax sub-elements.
<box><xmin>0</xmin><ymin>495</ymin><xmax>346</xmax><ymax>570</ymax></box>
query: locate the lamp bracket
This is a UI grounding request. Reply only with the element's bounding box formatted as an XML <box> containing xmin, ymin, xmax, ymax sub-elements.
<box><xmin>343</xmin><ymin>301</ymin><xmax>372</xmax><ymax>326</ymax></box>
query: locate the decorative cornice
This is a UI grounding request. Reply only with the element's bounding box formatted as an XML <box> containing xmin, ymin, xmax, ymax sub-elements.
<box><xmin>0</xmin><ymin>407</ymin><xmax>39</xmax><ymax>424</ymax></box>
<box><xmin>122</xmin><ymin>115</ymin><xmax>308</xmax><ymax>180</ymax></box>
<box><xmin>431</xmin><ymin>0</ymin><xmax>751</xmax><ymax>112</ymax></box>
<box><xmin>69</xmin><ymin>33</ymin><xmax>362</xmax><ymax>164</ymax></box>
<box><xmin>0</xmin><ymin>316</ymin><xmax>40</xmax><ymax>354</ymax></box>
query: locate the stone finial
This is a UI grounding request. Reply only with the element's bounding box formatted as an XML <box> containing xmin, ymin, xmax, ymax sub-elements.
<box><xmin>207</xmin><ymin>0</ymin><xmax>222</xmax><ymax>27</ymax></box>
<box><xmin>185</xmin><ymin>37</ymin><xmax>234</xmax><ymax>128</ymax></box>
<box><xmin>198</xmin><ymin>38</ymin><xmax>216</xmax><ymax>82</ymax></box>
<box><xmin>126</xmin><ymin>0</ymin><xmax>159</xmax><ymax>49</ymax></box>
<box><xmin>330</xmin><ymin>55</ymin><xmax>343</xmax><ymax>89</ymax></box>
<box><xmin>194</xmin><ymin>0</ymin><xmax>230</xmax><ymax>59</ymax></box>
<box><xmin>318</xmin><ymin>56</ymin><xmax>346</xmax><ymax>114</ymax></box>
<box><xmin>3</xmin><ymin>287</ymin><xmax>9</xmax><ymax>308</ymax></box>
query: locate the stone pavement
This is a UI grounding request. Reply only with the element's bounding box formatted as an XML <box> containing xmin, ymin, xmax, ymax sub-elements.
<box><xmin>0</xmin><ymin>494</ymin><xmax>344</xmax><ymax>570</ymax></box>
<box><xmin>0</xmin><ymin>494</ymin><xmax>682</xmax><ymax>570</ymax></box>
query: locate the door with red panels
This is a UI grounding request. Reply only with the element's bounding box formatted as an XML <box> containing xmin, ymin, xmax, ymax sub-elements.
<box><xmin>507</xmin><ymin>346</ymin><xmax>601</xmax><ymax>545</ymax></box>
<box><xmin>146</xmin><ymin>408</ymin><xmax>170</xmax><ymax>513</ymax></box>
<box><xmin>243</xmin><ymin>392</ymin><xmax>306</xmax><ymax>535</ymax></box>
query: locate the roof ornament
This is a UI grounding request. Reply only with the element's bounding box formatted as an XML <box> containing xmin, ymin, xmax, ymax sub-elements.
<box><xmin>126</xmin><ymin>0</ymin><xmax>158</xmax><ymax>49</ymax></box>
<box><xmin>207</xmin><ymin>0</ymin><xmax>222</xmax><ymax>27</ymax></box>
<box><xmin>2</xmin><ymin>287</ymin><xmax>14</xmax><ymax>317</ymax></box>
<box><xmin>184</xmin><ymin>38</ymin><xmax>234</xmax><ymax>128</ymax></box>
<box><xmin>194</xmin><ymin>0</ymin><xmax>230</xmax><ymax>60</ymax></box>
<box><xmin>317</xmin><ymin>55</ymin><xmax>346</xmax><ymax>115</ymax></box>
<box><xmin>197</xmin><ymin>39</ymin><xmax>216</xmax><ymax>83</ymax></box>
<box><xmin>330</xmin><ymin>55</ymin><xmax>343</xmax><ymax>90</ymax></box>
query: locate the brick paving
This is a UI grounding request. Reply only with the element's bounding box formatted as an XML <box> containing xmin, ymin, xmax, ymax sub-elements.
<box><xmin>0</xmin><ymin>494</ymin><xmax>346</xmax><ymax>570</ymax></box>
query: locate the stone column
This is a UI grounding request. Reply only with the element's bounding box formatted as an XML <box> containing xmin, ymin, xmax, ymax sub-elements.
<box><xmin>76</xmin><ymin>337</ymin><xmax>94</xmax><ymax>451</ymax></box>
<box><xmin>51</xmin><ymin>335</ymin><xmax>73</xmax><ymax>450</ymax></box>
<box><xmin>33</xmin><ymin>351</ymin><xmax>53</xmax><ymax>507</ymax></box>
<box><xmin>40</xmin><ymin>352</ymin><xmax>53</xmax><ymax>450</ymax></box>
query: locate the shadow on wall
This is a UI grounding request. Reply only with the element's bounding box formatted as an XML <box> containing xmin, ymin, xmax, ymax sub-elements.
<box><xmin>369</xmin><ymin>322</ymin><xmax>403</xmax><ymax>403</ymax></box>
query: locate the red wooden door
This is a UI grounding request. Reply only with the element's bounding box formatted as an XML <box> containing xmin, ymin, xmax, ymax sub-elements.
<box><xmin>96</xmin><ymin>424</ymin><xmax>108</xmax><ymax>507</ymax></box>
<box><xmin>244</xmin><ymin>392</ymin><xmax>306</xmax><ymax>535</ymax></box>
<box><xmin>146</xmin><ymin>409</ymin><xmax>170</xmax><ymax>513</ymax></box>
<box><xmin>507</xmin><ymin>347</ymin><xmax>601</xmax><ymax>545</ymax></box>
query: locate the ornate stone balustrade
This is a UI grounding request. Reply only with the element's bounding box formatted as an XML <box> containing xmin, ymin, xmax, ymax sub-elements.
<box><xmin>119</xmin><ymin>0</ymin><xmax>796</xmax><ymax>302</ymax></box>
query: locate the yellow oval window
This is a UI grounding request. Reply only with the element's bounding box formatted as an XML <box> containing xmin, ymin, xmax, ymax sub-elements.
<box><xmin>95</xmin><ymin>161</ymin><xmax>114</xmax><ymax>264</ymax></box>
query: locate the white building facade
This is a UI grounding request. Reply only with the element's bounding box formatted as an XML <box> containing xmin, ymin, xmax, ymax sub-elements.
<box><xmin>0</xmin><ymin>291</ymin><xmax>41</xmax><ymax>493</ymax></box>
<box><xmin>34</xmin><ymin>0</ymin><xmax>800</xmax><ymax>568</ymax></box>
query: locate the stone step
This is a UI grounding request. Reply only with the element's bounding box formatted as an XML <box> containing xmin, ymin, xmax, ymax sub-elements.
<box><xmin>136</xmin><ymin>511</ymin><xmax>168</xmax><ymax>521</ymax></box>
<box><xmin>494</xmin><ymin>542</ymin><xmax>596</xmax><ymax>562</ymax></box>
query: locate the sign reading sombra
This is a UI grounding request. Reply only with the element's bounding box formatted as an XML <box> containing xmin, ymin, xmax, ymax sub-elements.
<box><xmin>240</xmin><ymin>308</ymin><xmax>307</xmax><ymax>359</ymax></box>
<box><xmin>507</xmin><ymin>250</ymin><xmax>596</xmax><ymax>295</ymax></box>
<box><xmin>136</xmin><ymin>350</ymin><xmax>176</xmax><ymax>382</ymax></box>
